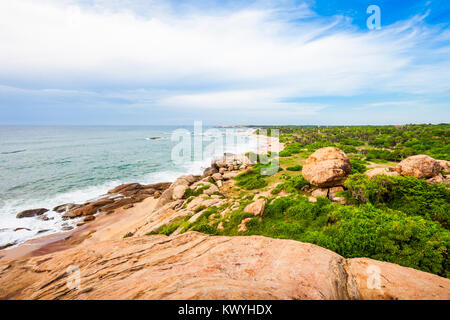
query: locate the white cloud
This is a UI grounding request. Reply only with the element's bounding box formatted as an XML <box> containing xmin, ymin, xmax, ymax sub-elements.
<box><xmin>0</xmin><ymin>0</ymin><xmax>449</xmax><ymax>114</ymax></box>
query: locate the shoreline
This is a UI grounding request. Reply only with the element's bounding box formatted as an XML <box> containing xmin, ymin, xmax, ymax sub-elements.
<box><xmin>0</xmin><ymin>131</ymin><xmax>280</xmax><ymax>261</ymax></box>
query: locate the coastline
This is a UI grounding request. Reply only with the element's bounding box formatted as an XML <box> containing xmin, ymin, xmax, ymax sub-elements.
<box><xmin>0</xmin><ymin>131</ymin><xmax>449</xmax><ymax>300</ymax></box>
<box><xmin>0</xmin><ymin>131</ymin><xmax>279</xmax><ymax>261</ymax></box>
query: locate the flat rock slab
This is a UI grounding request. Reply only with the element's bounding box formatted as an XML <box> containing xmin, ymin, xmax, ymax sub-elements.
<box><xmin>0</xmin><ymin>232</ymin><xmax>448</xmax><ymax>300</ymax></box>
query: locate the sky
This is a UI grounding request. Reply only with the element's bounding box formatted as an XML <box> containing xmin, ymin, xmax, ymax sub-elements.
<box><xmin>0</xmin><ymin>0</ymin><xmax>449</xmax><ymax>125</ymax></box>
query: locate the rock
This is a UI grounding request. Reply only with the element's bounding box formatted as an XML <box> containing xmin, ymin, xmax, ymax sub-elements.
<box><xmin>328</xmin><ymin>186</ymin><xmax>344</xmax><ymax>201</ymax></box>
<box><xmin>216</xmin><ymin>180</ymin><xmax>223</xmax><ymax>188</ymax></box>
<box><xmin>332</xmin><ymin>197</ymin><xmax>346</xmax><ymax>205</ymax></box>
<box><xmin>365</xmin><ymin>167</ymin><xmax>400</xmax><ymax>178</ymax></box>
<box><xmin>179</xmin><ymin>174</ymin><xmax>199</xmax><ymax>184</ymax></box>
<box><xmin>53</xmin><ymin>203</ymin><xmax>79</xmax><ymax>213</ymax></box>
<box><xmin>123</xmin><ymin>204</ymin><xmax>134</xmax><ymax>209</ymax></box>
<box><xmin>217</xmin><ymin>222</ymin><xmax>224</xmax><ymax>230</ymax></box>
<box><xmin>14</xmin><ymin>228</ymin><xmax>31</xmax><ymax>232</ymax></box>
<box><xmin>308</xmin><ymin>196</ymin><xmax>317</xmax><ymax>203</ymax></box>
<box><xmin>238</xmin><ymin>218</ymin><xmax>252</xmax><ymax>232</ymax></box>
<box><xmin>0</xmin><ymin>242</ymin><xmax>17</xmax><ymax>250</ymax></box>
<box><xmin>84</xmin><ymin>216</ymin><xmax>96</xmax><ymax>222</ymax></box>
<box><xmin>1</xmin><ymin>232</ymin><xmax>448</xmax><ymax>300</ymax></box>
<box><xmin>16</xmin><ymin>208</ymin><xmax>48</xmax><ymax>219</ymax></box>
<box><xmin>37</xmin><ymin>215</ymin><xmax>53</xmax><ymax>221</ymax></box>
<box><xmin>437</xmin><ymin>160</ymin><xmax>450</xmax><ymax>173</ymax></box>
<box><xmin>219</xmin><ymin>168</ymin><xmax>227</xmax><ymax>174</ymax></box>
<box><xmin>395</xmin><ymin>155</ymin><xmax>441</xmax><ymax>178</ymax></box>
<box><xmin>311</xmin><ymin>188</ymin><xmax>328</xmax><ymax>198</ymax></box>
<box><xmin>63</xmin><ymin>199</ymin><xmax>112</xmax><ymax>218</ymax></box>
<box><xmin>211</xmin><ymin>173</ymin><xmax>223</xmax><ymax>182</ymax></box>
<box><xmin>427</xmin><ymin>174</ymin><xmax>450</xmax><ymax>184</ymax></box>
<box><xmin>223</xmin><ymin>172</ymin><xmax>239</xmax><ymax>180</ymax></box>
<box><xmin>155</xmin><ymin>189</ymin><xmax>174</xmax><ymax>209</ymax></box>
<box><xmin>172</xmin><ymin>185</ymin><xmax>188</xmax><ymax>200</ymax></box>
<box><xmin>108</xmin><ymin>183</ymin><xmax>142</xmax><ymax>195</ymax></box>
<box><xmin>203</xmin><ymin>183</ymin><xmax>220</xmax><ymax>196</ymax></box>
<box><xmin>243</xmin><ymin>199</ymin><xmax>266</xmax><ymax>216</ymax></box>
<box><xmin>153</xmin><ymin>191</ymin><xmax>162</xmax><ymax>198</ymax></box>
<box><xmin>202</xmin><ymin>167</ymin><xmax>218</xmax><ymax>177</ymax></box>
<box><xmin>302</xmin><ymin>147</ymin><xmax>351</xmax><ymax>187</ymax></box>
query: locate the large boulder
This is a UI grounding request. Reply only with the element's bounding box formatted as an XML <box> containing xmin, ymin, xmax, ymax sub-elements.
<box><xmin>302</xmin><ymin>147</ymin><xmax>351</xmax><ymax>187</ymax></box>
<box><xmin>395</xmin><ymin>155</ymin><xmax>441</xmax><ymax>179</ymax></box>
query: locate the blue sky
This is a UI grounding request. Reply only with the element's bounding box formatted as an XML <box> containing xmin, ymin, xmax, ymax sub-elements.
<box><xmin>0</xmin><ymin>0</ymin><xmax>449</xmax><ymax>125</ymax></box>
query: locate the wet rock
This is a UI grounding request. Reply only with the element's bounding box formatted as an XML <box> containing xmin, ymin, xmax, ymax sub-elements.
<box><xmin>0</xmin><ymin>242</ymin><xmax>17</xmax><ymax>250</ymax></box>
<box><xmin>53</xmin><ymin>203</ymin><xmax>80</xmax><ymax>213</ymax></box>
<box><xmin>84</xmin><ymin>216</ymin><xmax>96</xmax><ymax>222</ymax></box>
<box><xmin>16</xmin><ymin>208</ymin><xmax>49</xmax><ymax>219</ymax></box>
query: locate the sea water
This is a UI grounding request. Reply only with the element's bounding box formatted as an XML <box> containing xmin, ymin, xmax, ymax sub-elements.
<box><xmin>0</xmin><ymin>125</ymin><xmax>259</xmax><ymax>247</ymax></box>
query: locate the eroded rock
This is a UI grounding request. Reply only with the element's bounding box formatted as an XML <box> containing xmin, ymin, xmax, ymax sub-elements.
<box><xmin>395</xmin><ymin>155</ymin><xmax>441</xmax><ymax>179</ymax></box>
<box><xmin>302</xmin><ymin>147</ymin><xmax>351</xmax><ymax>187</ymax></box>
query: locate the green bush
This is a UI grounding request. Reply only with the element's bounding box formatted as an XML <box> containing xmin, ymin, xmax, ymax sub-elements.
<box><xmin>349</xmin><ymin>158</ymin><xmax>368</xmax><ymax>174</ymax></box>
<box><xmin>342</xmin><ymin>174</ymin><xmax>450</xmax><ymax>228</ymax></box>
<box><xmin>245</xmin><ymin>196</ymin><xmax>450</xmax><ymax>277</ymax></box>
<box><xmin>286</xmin><ymin>165</ymin><xmax>303</xmax><ymax>171</ymax></box>
<box><xmin>271</xmin><ymin>175</ymin><xmax>309</xmax><ymax>195</ymax></box>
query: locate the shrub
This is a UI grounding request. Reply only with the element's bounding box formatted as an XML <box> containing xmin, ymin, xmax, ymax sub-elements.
<box><xmin>342</xmin><ymin>174</ymin><xmax>450</xmax><ymax>228</ymax></box>
<box><xmin>286</xmin><ymin>165</ymin><xmax>303</xmax><ymax>171</ymax></box>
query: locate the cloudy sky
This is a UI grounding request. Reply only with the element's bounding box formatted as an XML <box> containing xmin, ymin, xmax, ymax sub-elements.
<box><xmin>0</xmin><ymin>0</ymin><xmax>449</xmax><ymax>125</ymax></box>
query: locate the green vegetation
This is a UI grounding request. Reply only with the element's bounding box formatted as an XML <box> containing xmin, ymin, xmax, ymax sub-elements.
<box><xmin>234</xmin><ymin>163</ymin><xmax>270</xmax><ymax>190</ymax></box>
<box><xmin>286</xmin><ymin>165</ymin><xmax>303</xmax><ymax>171</ymax></box>
<box><xmin>151</xmin><ymin>124</ymin><xmax>449</xmax><ymax>277</ymax></box>
<box><xmin>342</xmin><ymin>174</ymin><xmax>450</xmax><ymax>228</ymax></box>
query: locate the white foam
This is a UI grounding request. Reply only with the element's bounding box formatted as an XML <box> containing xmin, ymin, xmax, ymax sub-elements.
<box><xmin>0</xmin><ymin>128</ymin><xmax>261</xmax><ymax>248</ymax></box>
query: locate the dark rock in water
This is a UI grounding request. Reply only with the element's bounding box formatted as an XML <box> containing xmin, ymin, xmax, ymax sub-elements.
<box><xmin>37</xmin><ymin>215</ymin><xmax>54</xmax><ymax>221</ymax></box>
<box><xmin>37</xmin><ymin>229</ymin><xmax>51</xmax><ymax>234</ymax></box>
<box><xmin>62</xmin><ymin>226</ymin><xmax>74</xmax><ymax>231</ymax></box>
<box><xmin>53</xmin><ymin>203</ymin><xmax>80</xmax><ymax>213</ymax></box>
<box><xmin>147</xmin><ymin>137</ymin><xmax>161</xmax><ymax>140</ymax></box>
<box><xmin>16</xmin><ymin>208</ymin><xmax>49</xmax><ymax>219</ymax></box>
<box><xmin>14</xmin><ymin>227</ymin><xmax>31</xmax><ymax>232</ymax></box>
<box><xmin>0</xmin><ymin>242</ymin><xmax>17</xmax><ymax>250</ymax></box>
<box><xmin>84</xmin><ymin>216</ymin><xmax>96</xmax><ymax>222</ymax></box>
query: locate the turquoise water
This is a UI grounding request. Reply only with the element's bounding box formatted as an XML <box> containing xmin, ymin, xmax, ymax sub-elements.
<box><xmin>0</xmin><ymin>126</ymin><xmax>258</xmax><ymax>247</ymax></box>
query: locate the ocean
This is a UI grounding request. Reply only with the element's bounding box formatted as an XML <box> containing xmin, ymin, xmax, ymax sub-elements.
<box><xmin>0</xmin><ymin>125</ymin><xmax>259</xmax><ymax>248</ymax></box>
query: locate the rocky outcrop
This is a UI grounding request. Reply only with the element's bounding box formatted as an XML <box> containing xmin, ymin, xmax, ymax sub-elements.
<box><xmin>62</xmin><ymin>182</ymin><xmax>171</xmax><ymax>219</ymax></box>
<box><xmin>395</xmin><ymin>155</ymin><xmax>441</xmax><ymax>179</ymax></box>
<box><xmin>302</xmin><ymin>147</ymin><xmax>352</xmax><ymax>187</ymax></box>
<box><xmin>16</xmin><ymin>208</ymin><xmax>48</xmax><ymax>219</ymax></box>
<box><xmin>0</xmin><ymin>232</ymin><xmax>448</xmax><ymax>300</ymax></box>
<box><xmin>365</xmin><ymin>167</ymin><xmax>400</xmax><ymax>178</ymax></box>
